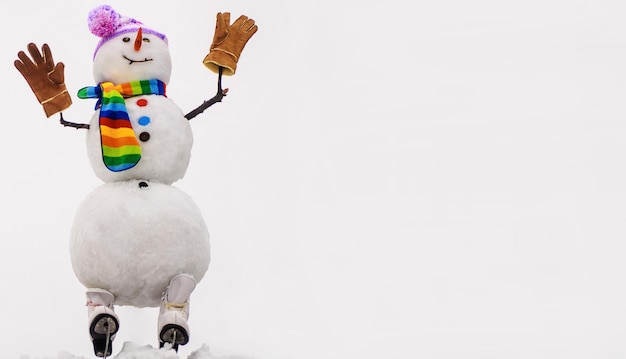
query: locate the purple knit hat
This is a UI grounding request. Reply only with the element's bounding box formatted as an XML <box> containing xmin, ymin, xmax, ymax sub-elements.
<box><xmin>88</xmin><ymin>5</ymin><xmax>168</xmax><ymax>58</ymax></box>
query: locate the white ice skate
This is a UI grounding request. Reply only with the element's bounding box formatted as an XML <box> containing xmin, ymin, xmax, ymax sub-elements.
<box><xmin>158</xmin><ymin>274</ymin><xmax>196</xmax><ymax>351</ymax></box>
<box><xmin>86</xmin><ymin>288</ymin><xmax>119</xmax><ymax>357</ymax></box>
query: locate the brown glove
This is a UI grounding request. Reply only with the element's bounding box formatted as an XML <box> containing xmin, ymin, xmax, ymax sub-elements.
<box><xmin>15</xmin><ymin>43</ymin><xmax>72</xmax><ymax>118</ymax></box>
<box><xmin>203</xmin><ymin>12</ymin><xmax>258</xmax><ymax>76</ymax></box>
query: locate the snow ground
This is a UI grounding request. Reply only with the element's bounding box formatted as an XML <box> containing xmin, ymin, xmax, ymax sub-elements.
<box><xmin>22</xmin><ymin>341</ymin><xmax>240</xmax><ymax>359</ymax></box>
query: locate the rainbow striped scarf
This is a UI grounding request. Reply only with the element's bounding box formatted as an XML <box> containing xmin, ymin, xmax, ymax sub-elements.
<box><xmin>78</xmin><ymin>80</ymin><xmax>166</xmax><ymax>172</ymax></box>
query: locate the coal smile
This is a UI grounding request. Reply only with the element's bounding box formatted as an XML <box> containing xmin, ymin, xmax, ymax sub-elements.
<box><xmin>123</xmin><ymin>55</ymin><xmax>154</xmax><ymax>64</ymax></box>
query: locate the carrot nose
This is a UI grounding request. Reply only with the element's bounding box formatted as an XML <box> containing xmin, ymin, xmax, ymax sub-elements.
<box><xmin>134</xmin><ymin>27</ymin><xmax>143</xmax><ymax>51</ymax></box>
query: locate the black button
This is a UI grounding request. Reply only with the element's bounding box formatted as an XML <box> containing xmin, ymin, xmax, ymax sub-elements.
<box><xmin>139</xmin><ymin>132</ymin><xmax>150</xmax><ymax>142</ymax></box>
<box><xmin>138</xmin><ymin>181</ymin><xmax>149</xmax><ymax>188</ymax></box>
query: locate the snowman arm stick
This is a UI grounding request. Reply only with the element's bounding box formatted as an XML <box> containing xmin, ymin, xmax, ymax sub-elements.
<box><xmin>184</xmin><ymin>67</ymin><xmax>228</xmax><ymax>121</ymax></box>
<box><xmin>59</xmin><ymin>112</ymin><xmax>90</xmax><ymax>130</ymax></box>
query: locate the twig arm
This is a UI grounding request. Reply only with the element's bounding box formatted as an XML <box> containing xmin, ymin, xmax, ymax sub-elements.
<box><xmin>59</xmin><ymin>112</ymin><xmax>90</xmax><ymax>130</ymax></box>
<box><xmin>185</xmin><ymin>67</ymin><xmax>228</xmax><ymax>121</ymax></box>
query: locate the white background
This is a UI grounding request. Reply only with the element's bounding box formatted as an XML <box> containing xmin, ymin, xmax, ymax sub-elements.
<box><xmin>2</xmin><ymin>0</ymin><xmax>626</xmax><ymax>358</ymax></box>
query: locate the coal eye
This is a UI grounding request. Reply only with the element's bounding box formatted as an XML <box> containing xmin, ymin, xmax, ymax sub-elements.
<box><xmin>122</xmin><ymin>37</ymin><xmax>131</xmax><ymax>42</ymax></box>
<box><xmin>143</xmin><ymin>38</ymin><xmax>150</xmax><ymax>43</ymax></box>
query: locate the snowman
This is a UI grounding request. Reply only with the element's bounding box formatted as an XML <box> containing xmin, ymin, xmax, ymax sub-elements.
<box><xmin>14</xmin><ymin>4</ymin><xmax>257</xmax><ymax>357</ymax></box>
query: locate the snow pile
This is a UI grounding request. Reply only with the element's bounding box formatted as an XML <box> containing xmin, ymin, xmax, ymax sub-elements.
<box><xmin>23</xmin><ymin>341</ymin><xmax>249</xmax><ymax>359</ymax></box>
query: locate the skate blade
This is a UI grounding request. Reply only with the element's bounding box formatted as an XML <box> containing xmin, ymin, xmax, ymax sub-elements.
<box><xmin>159</xmin><ymin>324</ymin><xmax>188</xmax><ymax>352</ymax></box>
<box><xmin>93</xmin><ymin>338</ymin><xmax>113</xmax><ymax>358</ymax></box>
<box><xmin>90</xmin><ymin>314</ymin><xmax>119</xmax><ymax>357</ymax></box>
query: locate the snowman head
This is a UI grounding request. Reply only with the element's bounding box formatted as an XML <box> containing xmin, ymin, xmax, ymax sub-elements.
<box><xmin>88</xmin><ymin>5</ymin><xmax>172</xmax><ymax>84</ymax></box>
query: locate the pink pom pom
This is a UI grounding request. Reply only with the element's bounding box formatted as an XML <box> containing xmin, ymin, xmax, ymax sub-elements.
<box><xmin>87</xmin><ymin>4</ymin><xmax>121</xmax><ymax>38</ymax></box>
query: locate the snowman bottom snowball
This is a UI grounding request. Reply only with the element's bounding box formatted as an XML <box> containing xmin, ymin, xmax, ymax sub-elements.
<box><xmin>69</xmin><ymin>181</ymin><xmax>210</xmax><ymax>307</ymax></box>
